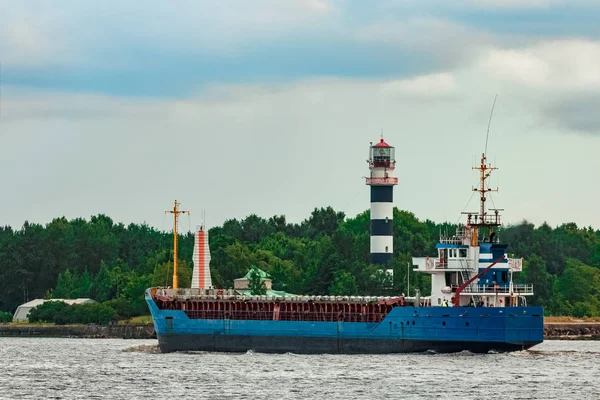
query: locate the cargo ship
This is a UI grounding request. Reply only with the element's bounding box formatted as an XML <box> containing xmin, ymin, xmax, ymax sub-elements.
<box><xmin>145</xmin><ymin>138</ymin><xmax>543</xmax><ymax>354</ymax></box>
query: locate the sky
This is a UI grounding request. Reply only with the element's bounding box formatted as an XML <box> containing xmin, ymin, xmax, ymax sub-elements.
<box><xmin>1</xmin><ymin>0</ymin><xmax>600</xmax><ymax>232</ymax></box>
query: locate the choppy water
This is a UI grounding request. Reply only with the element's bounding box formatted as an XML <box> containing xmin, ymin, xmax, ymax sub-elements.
<box><xmin>1</xmin><ymin>338</ymin><xmax>598</xmax><ymax>399</ymax></box>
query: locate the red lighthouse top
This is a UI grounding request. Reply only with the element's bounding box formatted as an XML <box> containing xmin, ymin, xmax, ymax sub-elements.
<box><xmin>375</xmin><ymin>138</ymin><xmax>391</xmax><ymax>147</ymax></box>
<box><xmin>366</xmin><ymin>137</ymin><xmax>398</xmax><ymax>186</ymax></box>
<box><xmin>368</xmin><ymin>137</ymin><xmax>396</xmax><ymax>169</ymax></box>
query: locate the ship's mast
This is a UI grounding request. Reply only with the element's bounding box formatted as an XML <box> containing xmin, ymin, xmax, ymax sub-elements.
<box><xmin>465</xmin><ymin>154</ymin><xmax>499</xmax><ymax>247</ymax></box>
<box><xmin>475</xmin><ymin>152</ymin><xmax>497</xmax><ymax>223</ymax></box>
<box><xmin>166</xmin><ymin>200</ymin><xmax>189</xmax><ymax>289</ymax></box>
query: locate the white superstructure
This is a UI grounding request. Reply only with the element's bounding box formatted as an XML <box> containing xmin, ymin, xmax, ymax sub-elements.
<box><xmin>411</xmin><ymin>153</ymin><xmax>534</xmax><ymax>308</ymax></box>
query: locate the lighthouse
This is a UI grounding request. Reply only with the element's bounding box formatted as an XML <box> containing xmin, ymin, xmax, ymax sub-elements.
<box><xmin>191</xmin><ymin>225</ymin><xmax>213</xmax><ymax>289</ymax></box>
<box><xmin>366</xmin><ymin>138</ymin><xmax>398</xmax><ymax>264</ymax></box>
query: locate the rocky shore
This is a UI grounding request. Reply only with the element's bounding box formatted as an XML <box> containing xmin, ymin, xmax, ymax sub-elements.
<box><xmin>544</xmin><ymin>323</ymin><xmax>600</xmax><ymax>340</ymax></box>
<box><xmin>1</xmin><ymin>322</ymin><xmax>598</xmax><ymax>340</ymax></box>
<box><xmin>0</xmin><ymin>323</ymin><xmax>156</xmax><ymax>339</ymax></box>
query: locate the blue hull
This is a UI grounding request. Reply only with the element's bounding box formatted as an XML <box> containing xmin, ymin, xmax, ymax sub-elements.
<box><xmin>146</xmin><ymin>290</ymin><xmax>543</xmax><ymax>354</ymax></box>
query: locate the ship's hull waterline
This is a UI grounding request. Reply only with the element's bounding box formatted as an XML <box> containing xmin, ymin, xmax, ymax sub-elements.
<box><xmin>157</xmin><ymin>333</ymin><xmax>536</xmax><ymax>354</ymax></box>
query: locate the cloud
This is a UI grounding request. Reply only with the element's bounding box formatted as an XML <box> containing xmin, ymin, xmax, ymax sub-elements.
<box><xmin>0</xmin><ymin>6</ymin><xmax>75</xmax><ymax>67</ymax></box>
<box><xmin>0</xmin><ymin>0</ymin><xmax>335</xmax><ymax>69</ymax></box>
<box><xmin>2</xmin><ymin>0</ymin><xmax>600</xmax><ymax>231</ymax></box>
<box><xmin>470</xmin><ymin>0</ymin><xmax>562</xmax><ymax>7</ymax></box>
<box><xmin>297</xmin><ymin>0</ymin><xmax>331</xmax><ymax>13</ymax></box>
<box><xmin>355</xmin><ymin>17</ymin><xmax>488</xmax><ymax>54</ymax></box>
<box><xmin>6</xmin><ymin>38</ymin><xmax>600</xmax><ymax>135</ymax></box>
<box><xmin>452</xmin><ymin>39</ymin><xmax>600</xmax><ymax>136</ymax></box>
<box><xmin>3</xmin><ymin>0</ymin><xmax>600</xmax><ymax>101</ymax></box>
<box><xmin>543</xmin><ymin>94</ymin><xmax>600</xmax><ymax>135</ymax></box>
<box><xmin>0</xmin><ymin>72</ymin><xmax>477</xmax><ymax>232</ymax></box>
<box><xmin>468</xmin><ymin>0</ymin><xmax>595</xmax><ymax>8</ymax></box>
<box><xmin>479</xmin><ymin>40</ymin><xmax>600</xmax><ymax>88</ymax></box>
<box><xmin>379</xmin><ymin>73</ymin><xmax>458</xmax><ymax>98</ymax></box>
<box><xmin>3</xmin><ymin>48</ymin><xmax>600</xmax><ymax>231</ymax></box>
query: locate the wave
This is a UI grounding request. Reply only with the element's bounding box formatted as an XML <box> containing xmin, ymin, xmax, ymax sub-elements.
<box><xmin>512</xmin><ymin>349</ymin><xmax>600</xmax><ymax>357</ymax></box>
<box><xmin>122</xmin><ymin>344</ymin><xmax>160</xmax><ymax>354</ymax></box>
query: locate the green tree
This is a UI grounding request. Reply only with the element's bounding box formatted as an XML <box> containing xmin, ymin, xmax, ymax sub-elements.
<box><xmin>556</xmin><ymin>259</ymin><xmax>600</xmax><ymax>317</ymax></box>
<box><xmin>28</xmin><ymin>301</ymin><xmax>72</xmax><ymax>323</ymax></box>
<box><xmin>390</xmin><ymin>253</ymin><xmax>414</xmax><ymax>295</ymax></box>
<box><xmin>222</xmin><ymin>242</ymin><xmax>258</xmax><ymax>285</ymax></box>
<box><xmin>0</xmin><ymin>311</ymin><xmax>12</xmax><ymax>323</ymax></box>
<box><xmin>28</xmin><ymin>301</ymin><xmax>117</xmax><ymax>325</ymax></box>
<box><xmin>241</xmin><ymin>214</ymin><xmax>275</xmax><ymax>243</ymax></box>
<box><xmin>589</xmin><ymin>244</ymin><xmax>600</xmax><ymax>269</ymax></box>
<box><xmin>77</xmin><ymin>269</ymin><xmax>93</xmax><ymax>298</ymax></box>
<box><xmin>150</xmin><ymin>259</ymin><xmax>192</xmax><ymax>289</ymax></box>
<box><xmin>92</xmin><ymin>262</ymin><xmax>119</xmax><ymax>302</ymax></box>
<box><xmin>354</xmin><ymin>264</ymin><xmax>393</xmax><ymax>295</ymax></box>
<box><xmin>393</xmin><ymin>209</ymin><xmax>433</xmax><ymax>256</ymax></box>
<box><xmin>521</xmin><ymin>254</ymin><xmax>552</xmax><ymax>306</ymax></box>
<box><xmin>53</xmin><ymin>270</ymin><xmax>77</xmax><ymax>299</ymax></box>
<box><xmin>268</xmin><ymin>258</ymin><xmax>300</xmax><ymax>294</ymax></box>
<box><xmin>329</xmin><ymin>271</ymin><xmax>359</xmax><ymax>296</ymax></box>
<box><xmin>303</xmin><ymin>207</ymin><xmax>345</xmax><ymax>238</ymax></box>
<box><xmin>248</xmin><ymin>266</ymin><xmax>267</xmax><ymax>295</ymax></box>
<box><xmin>71</xmin><ymin>303</ymin><xmax>116</xmax><ymax>325</ymax></box>
<box><xmin>0</xmin><ymin>206</ymin><xmax>598</xmax><ymax>319</ymax></box>
<box><xmin>121</xmin><ymin>274</ymin><xmax>152</xmax><ymax>316</ymax></box>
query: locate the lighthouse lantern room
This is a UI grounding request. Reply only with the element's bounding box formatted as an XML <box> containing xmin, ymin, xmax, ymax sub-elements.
<box><xmin>366</xmin><ymin>138</ymin><xmax>398</xmax><ymax>265</ymax></box>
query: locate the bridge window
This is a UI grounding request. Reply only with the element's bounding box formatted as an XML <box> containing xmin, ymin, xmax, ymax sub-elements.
<box><xmin>459</xmin><ymin>249</ymin><xmax>467</xmax><ymax>258</ymax></box>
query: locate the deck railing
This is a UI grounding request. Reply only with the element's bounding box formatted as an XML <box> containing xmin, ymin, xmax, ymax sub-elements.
<box><xmin>451</xmin><ymin>284</ymin><xmax>533</xmax><ymax>295</ymax></box>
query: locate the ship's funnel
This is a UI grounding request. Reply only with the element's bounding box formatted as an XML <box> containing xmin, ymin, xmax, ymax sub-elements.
<box><xmin>191</xmin><ymin>225</ymin><xmax>212</xmax><ymax>289</ymax></box>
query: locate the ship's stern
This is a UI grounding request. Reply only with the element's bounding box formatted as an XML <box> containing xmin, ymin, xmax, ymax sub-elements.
<box><xmin>503</xmin><ymin>306</ymin><xmax>544</xmax><ymax>349</ymax></box>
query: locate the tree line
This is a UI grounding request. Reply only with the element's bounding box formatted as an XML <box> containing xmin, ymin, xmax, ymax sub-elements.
<box><xmin>0</xmin><ymin>208</ymin><xmax>599</xmax><ymax>320</ymax></box>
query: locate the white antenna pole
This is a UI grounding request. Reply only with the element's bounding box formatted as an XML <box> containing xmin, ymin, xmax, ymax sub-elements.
<box><xmin>407</xmin><ymin>262</ymin><xmax>410</xmax><ymax>297</ymax></box>
<box><xmin>484</xmin><ymin>94</ymin><xmax>498</xmax><ymax>157</ymax></box>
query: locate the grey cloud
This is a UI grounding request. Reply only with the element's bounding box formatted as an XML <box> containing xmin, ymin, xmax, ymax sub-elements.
<box><xmin>544</xmin><ymin>94</ymin><xmax>600</xmax><ymax>135</ymax></box>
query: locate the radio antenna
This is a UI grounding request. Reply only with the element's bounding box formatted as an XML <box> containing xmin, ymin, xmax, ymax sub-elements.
<box><xmin>484</xmin><ymin>94</ymin><xmax>498</xmax><ymax>157</ymax></box>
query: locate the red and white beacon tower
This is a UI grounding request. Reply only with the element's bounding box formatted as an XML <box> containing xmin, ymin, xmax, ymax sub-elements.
<box><xmin>366</xmin><ymin>138</ymin><xmax>398</xmax><ymax>265</ymax></box>
<box><xmin>192</xmin><ymin>225</ymin><xmax>212</xmax><ymax>290</ymax></box>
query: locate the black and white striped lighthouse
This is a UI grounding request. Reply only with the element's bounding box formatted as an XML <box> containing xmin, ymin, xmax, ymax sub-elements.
<box><xmin>366</xmin><ymin>138</ymin><xmax>398</xmax><ymax>265</ymax></box>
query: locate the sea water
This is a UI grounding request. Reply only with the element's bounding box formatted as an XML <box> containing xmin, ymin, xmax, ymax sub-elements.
<box><xmin>0</xmin><ymin>338</ymin><xmax>598</xmax><ymax>399</ymax></box>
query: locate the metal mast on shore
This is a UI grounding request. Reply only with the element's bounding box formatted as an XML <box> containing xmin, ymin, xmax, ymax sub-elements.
<box><xmin>166</xmin><ymin>200</ymin><xmax>189</xmax><ymax>289</ymax></box>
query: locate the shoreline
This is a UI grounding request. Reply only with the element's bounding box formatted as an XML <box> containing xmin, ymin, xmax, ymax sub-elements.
<box><xmin>544</xmin><ymin>322</ymin><xmax>600</xmax><ymax>340</ymax></box>
<box><xmin>0</xmin><ymin>323</ymin><xmax>156</xmax><ymax>339</ymax></box>
<box><xmin>1</xmin><ymin>322</ymin><xmax>599</xmax><ymax>340</ymax></box>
